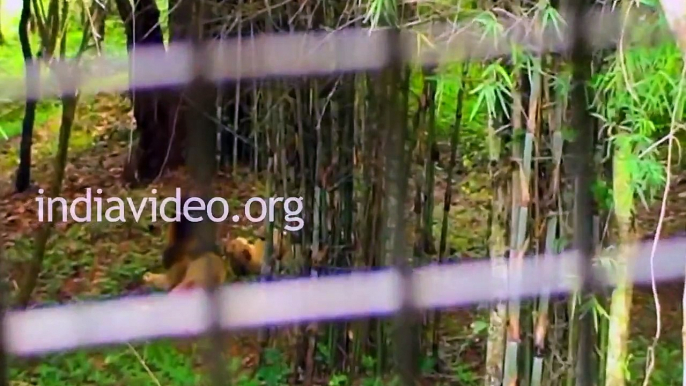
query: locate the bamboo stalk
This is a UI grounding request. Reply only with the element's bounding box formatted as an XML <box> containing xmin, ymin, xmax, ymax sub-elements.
<box><xmin>485</xmin><ymin>85</ymin><xmax>508</xmax><ymax>386</ymax></box>
<box><xmin>422</xmin><ymin>68</ymin><xmax>437</xmax><ymax>258</ymax></box>
<box><xmin>530</xmin><ymin>217</ymin><xmax>557</xmax><ymax>386</ymax></box>
<box><xmin>256</xmin><ymin>83</ymin><xmax>276</xmax><ymax>360</ymax></box>
<box><xmin>432</xmin><ymin>64</ymin><xmax>466</xmax><ymax>371</ymax></box>
<box><xmin>604</xmin><ymin>135</ymin><xmax>635</xmax><ymax>386</ymax></box>
<box><xmin>504</xmin><ymin>70</ymin><xmax>531</xmax><ymax>386</ymax></box>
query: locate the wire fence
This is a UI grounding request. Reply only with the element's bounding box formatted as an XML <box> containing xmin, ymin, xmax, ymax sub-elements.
<box><xmin>5</xmin><ymin>236</ymin><xmax>686</xmax><ymax>357</ymax></box>
<box><xmin>0</xmin><ymin>7</ymin><xmax>666</xmax><ymax>101</ymax></box>
<box><xmin>1</xmin><ymin>0</ymin><xmax>683</xmax><ymax>384</ymax></box>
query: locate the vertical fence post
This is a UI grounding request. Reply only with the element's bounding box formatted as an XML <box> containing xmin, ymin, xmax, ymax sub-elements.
<box><xmin>185</xmin><ymin>2</ymin><xmax>228</xmax><ymax>384</ymax></box>
<box><xmin>381</xmin><ymin>22</ymin><xmax>418</xmax><ymax>385</ymax></box>
<box><xmin>566</xmin><ymin>1</ymin><xmax>596</xmax><ymax>385</ymax></box>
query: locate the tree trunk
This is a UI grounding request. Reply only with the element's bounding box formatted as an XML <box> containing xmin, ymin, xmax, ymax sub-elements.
<box><xmin>16</xmin><ymin>94</ymin><xmax>77</xmax><ymax>308</ymax></box>
<box><xmin>113</xmin><ymin>0</ymin><xmax>185</xmax><ymax>184</ymax></box>
<box><xmin>15</xmin><ymin>0</ymin><xmax>38</xmax><ymax>193</ymax></box>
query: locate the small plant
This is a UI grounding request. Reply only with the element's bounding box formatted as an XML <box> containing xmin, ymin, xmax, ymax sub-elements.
<box><xmin>329</xmin><ymin>373</ymin><xmax>349</xmax><ymax>386</ymax></box>
<box><xmin>453</xmin><ymin>363</ymin><xmax>478</xmax><ymax>385</ymax></box>
<box><xmin>253</xmin><ymin>348</ymin><xmax>291</xmax><ymax>386</ymax></box>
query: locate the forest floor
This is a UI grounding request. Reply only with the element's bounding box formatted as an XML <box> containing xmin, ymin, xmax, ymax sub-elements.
<box><xmin>0</xmin><ymin>94</ymin><xmax>685</xmax><ymax>385</ymax></box>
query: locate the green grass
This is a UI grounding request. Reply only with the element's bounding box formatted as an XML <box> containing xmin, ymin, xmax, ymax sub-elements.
<box><xmin>0</xmin><ymin>0</ymin><xmax>128</xmax><ymax>142</ymax></box>
<box><xmin>10</xmin><ymin>342</ymin><xmax>301</xmax><ymax>386</ymax></box>
<box><xmin>0</xmin><ymin>101</ymin><xmax>61</xmax><ymax>140</ymax></box>
<box><xmin>10</xmin><ymin>341</ymin><xmax>203</xmax><ymax>386</ymax></box>
<box><xmin>4</xmin><ymin>203</ymin><xmax>203</xmax><ymax>385</ymax></box>
<box><xmin>627</xmin><ymin>336</ymin><xmax>682</xmax><ymax>385</ymax></box>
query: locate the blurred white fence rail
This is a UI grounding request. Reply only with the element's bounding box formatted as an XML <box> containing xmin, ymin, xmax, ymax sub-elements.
<box><xmin>5</xmin><ymin>237</ymin><xmax>686</xmax><ymax>357</ymax></box>
<box><xmin>0</xmin><ymin>7</ymin><xmax>665</xmax><ymax>102</ymax></box>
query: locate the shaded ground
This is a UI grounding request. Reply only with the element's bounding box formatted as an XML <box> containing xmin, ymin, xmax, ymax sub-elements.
<box><xmin>0</xmin><ymin>95</ymin><xmax>489</xmax><ymax>384</ymax></box>
<box><xmin>0</xmin><ymin>96</ymin><xmax>684</xmax><ymax>384</ymax></box>
<box><xmin>0</xmin><ymin>95</ymin><xmax>285</xmax><ymax>385</ymax></box>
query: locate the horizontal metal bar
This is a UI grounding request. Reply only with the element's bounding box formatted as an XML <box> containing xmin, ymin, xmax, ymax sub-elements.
<box><xmin>0</xmin><ymin>7</ymin><xmax>666</xmax><ymax>102</ymax></box>
<box><xmin>4</xmin><ymin>236</ymin><xmax>684</xmax><ymax>357</ymax></box>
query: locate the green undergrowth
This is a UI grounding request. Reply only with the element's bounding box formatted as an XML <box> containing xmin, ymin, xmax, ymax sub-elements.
<box><xmin>11</xmin><ymin>340</ymin><xmax>202</xmax><ymax>386</ymax></box>
<box><xmin>10</xmin><ymin>341</ymin><xmax>470</xmax><ymax>386</ymax></box>
<box><xmin>10</xmin><ymin>344</ymin><xmax>466</xmax><ymax>386</ymax></box>
<box><xmin>0</xmin><ymin>1</ymin><xmax>129</xmax><ymax>142</ymax></box>
<box><xmin>0</xmin><ymin>101</ymin><xmax>61</xmax><ymax>141</ymax></box>
<box><xmin>9</xmin><ymin>317</ymin><xmax>678</xmax><ymax>386</ymax></box>
<box><xmin>0</xmin><ymin>94</ymin><xmax>128</xmax><ymax>175</ymax></box>
<box><xmin>627</xmin><ymin>336</ymin><xmax>682</xmax><ymax>385</ymax></box>
<box><xmin>2</xmin><ymin>175</ymin><xmax>482</xmax><ymax>385</ymax></box>
<box><xmin>12</xmin><ymin>342</ymin><xmax>299</xmax><ymax>386</ymax></box>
